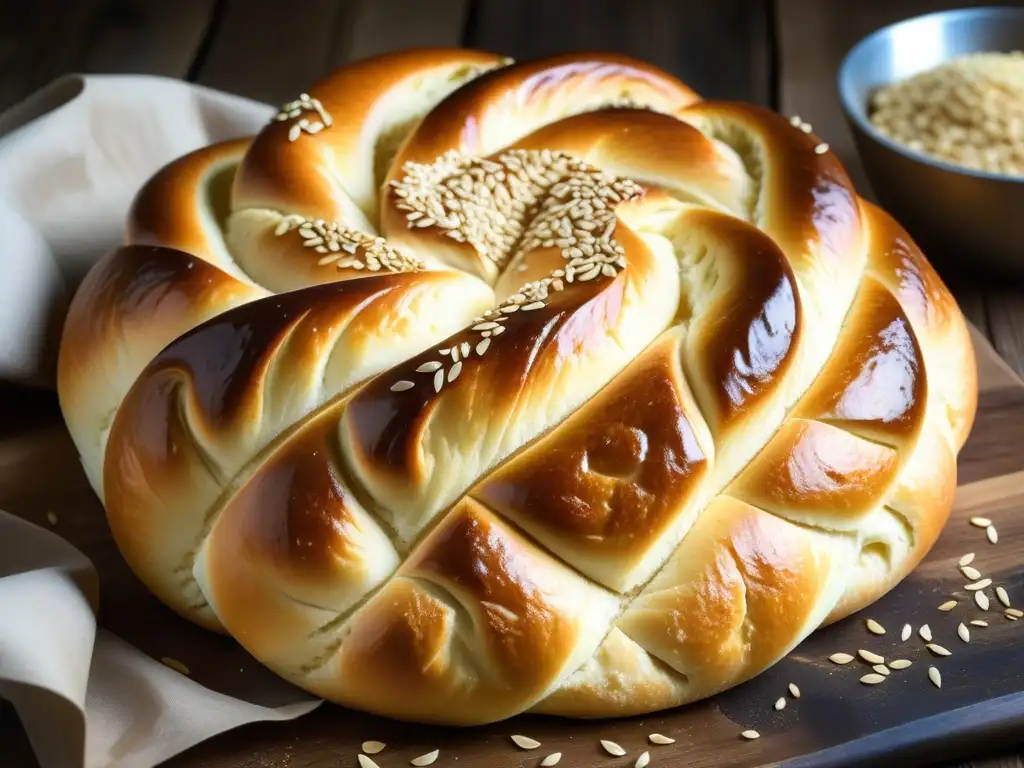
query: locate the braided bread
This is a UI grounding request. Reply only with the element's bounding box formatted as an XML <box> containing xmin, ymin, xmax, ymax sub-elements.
<box><xmin>57</xmin><ymin>49</ymin><xmax>977</xmax><ymax>724</ymax></box>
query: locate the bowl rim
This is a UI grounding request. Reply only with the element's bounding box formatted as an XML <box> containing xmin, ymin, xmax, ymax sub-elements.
<box><xmin>836</xmin><ymin>5</ymin><xmax>1024</xmax><ymax>185</ymax></box>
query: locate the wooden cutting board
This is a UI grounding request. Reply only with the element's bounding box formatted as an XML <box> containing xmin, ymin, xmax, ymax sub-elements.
<box><xmin>1</xmin><ymin>327</ymin><xmax>1022</xmax><ymax>768</ymax></box>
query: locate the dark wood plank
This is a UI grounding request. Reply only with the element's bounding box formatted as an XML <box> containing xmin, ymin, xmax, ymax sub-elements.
<box><xmin>0</xmin><ymin>0</ymin><xmax>214</xmax><ymax>114</ymax></box>
<box><xmin>191</xmin><ymin>0</ymin><xmax>470</xmax><ymax>103</ymax></box>
<box><xmin>466</xmin><ymin>0</ymin><xmax>773</xmax><ymax>104</ymax></box>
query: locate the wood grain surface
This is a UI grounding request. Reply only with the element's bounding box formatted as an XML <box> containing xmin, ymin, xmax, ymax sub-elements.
<box><xmin>0</xmin><ymin>1</ymin><xmax>1023</xmax><ymax>766</ymax></box>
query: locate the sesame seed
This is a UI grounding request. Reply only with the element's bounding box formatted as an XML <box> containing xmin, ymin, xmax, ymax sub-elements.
<box><xmin>448</xmin><ymin>361</ymin><xmax>463</xmax><ymax>383</ymax></box>
<box><xmin>830</xmin><ymin>653</ymin><xmax>855</xmax><ymax>664</ymax></box>
<box><xmin>970</xmin><ymin>620</ymin><xmax>989</xmax><ymax>627</ymax></box>
<box><xmin>511</xmin><ymin>735</ymin><xmax>540</xmax><ymax>750</ymax></box>
<box><xmin>788</xmin><ymin>683</ymin><xmax>800</xmax><ymax>698</ymax></box>
<box><xmin>411</xmin><ymin>750</ymin><xmax>439</xmax><ymax>766</ymax></box>
<box><xmin>774</xmin><ymin>697</ymin><xmax>786</xmax><ymax>711</ymax></box>
<box><xmin>997</xmin><ymin>587</ymin><xmax>1011</xmax><ymax>607</ymax></box>
<box><xmin>872</xmin><ymin>664</ymin><xmax>890</xmax><ymax>676</ymax></box>
<box><xmin>976</xmin><ymin>591</ymin><xmax>991</xmax><ymax>611</ymax></box>
<box><xmin>920</xmin><ymin>625</ymin><xmax>933</xmax><ymax>642</ymax></box>
<box><xmin>416</xmin><ymin>362</ymin><xmax>442</xmax><ymax>373</ymax></box>
<box><xmin>1006</xmin><ymin>608</ymin><xmax>1024</xmax><ymax>618</ymax></box>
<box><xmin>987</xmin><ymin>525</ymin><xmax>998</xmax><ymax>544</ymax></box>
<box><xmin>636</xmin><ymin>752</ymin><xmax>651</xmax><ymax>768</ymax></box>
<box><xmin>938</xmin><ymin>601</ymin><xmax>957</xmax><ymax>612</ymax></box>
<box><xmin>358</xmin><ymin>756</ymin><xmax>380</xmax><ymax>768</ymax></box>
<box><xmin>540</xmin><ymin>754</ymin><xmax>561</xmax><ymax>767</ymax></box>
<box><xmin>961</xmin><ymin>566</ymin><xmax>982</xmax><ymax>581</ymax></box>
<box><xmin>858</xmin><ymin>649</ymin><xmax>885</xmax><ymax>664</ymax></box>
<box><xmin>866</xmin><ymin>619</ymin><xmax>886</xmax><ymax>635</ymax></box>
<box><xmin>889</xmin><ymin>659</ymin><xmax>912</xmax><ymax>670</ymax></box>
<box><xmin>601</xmin><ymin>740</ymin><xmax>626</xmax><ymax>757</ymax></box>
<box><xmin>901</xmin><ymin>624</ymin><xmax>912</xmax><ymax>641</ymax></box>
<box><xmin>362</xmin><ymin>742</ymin><xmax>386</xmax><ymax>755</ymax></box>
<box><xmin>860</xmin><ymin>673</ymin><xmax>886</xmax><ymax>685</ymax></box>
<box><xmin>966</xmin><ymin>578</ymin><xmax>992</xmax><ymax>591</ymax></box>
<box><xmin>790</xmin><ymin>115</ymin><xmax>802</xmax><ymax>126</ymax></box>
<box><xmin>433</xmin><ymin>369</ymin><xmax>444</xmax><ymax>393</ymax></box>
<box><xmin>814</xmin><ymin>143</ymin><xmax>830</xmax><ymax>154</ymax></box>
<box><xmin>970</xmin><ymin>517</ymin><xmax>992</xmax><ymax>528</ymax></box>
<box><xmin>649</xmin><ymin>734</ymin><xmax>675</xmax><ymax>745</ymax></box>
<box><xmin>390</xmin><ymin>381</ymin><xmax>415</xmax><ymax>392</ymax></box>
<box><xmin>928</xmin><ymin>667</ymin><xmax>942</xmax><ymax>689</ymax></box>
<box><xmin>957</xmin><ymin>623</ymin><xmax>970</xmax><ymax>643</ymax></box>
<box><xmin>46</xmin><ymin>512</ymin><xmax>57</xmax><ymax>525</ymax></box>
<box><xmin>741</xmin><ymin>730</ymin><xmax>760</xmax><ymax>740</ymax></box>
<box><xmin>926</xmin><ymin>643</ymin><xmax>952</xmax><ymax>657</ymax></box>
<box><xmin>959</xmin><ymin>553</ymin><xmax>975</xmax><ymax>566</ymax></box>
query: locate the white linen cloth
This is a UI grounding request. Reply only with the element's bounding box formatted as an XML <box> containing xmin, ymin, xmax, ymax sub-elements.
<box><xmin>0</xmin><ymin>75</ymin><xmax>322</xmax><ymax>768</ymax></box>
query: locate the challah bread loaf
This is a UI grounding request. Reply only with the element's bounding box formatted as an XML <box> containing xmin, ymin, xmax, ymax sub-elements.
<box><xmin>57</xmin><ymin>48</ymin><xmax>977</xmax><ymax>724</ymax></box>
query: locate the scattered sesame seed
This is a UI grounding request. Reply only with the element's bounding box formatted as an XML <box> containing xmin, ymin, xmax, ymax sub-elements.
<box><xmin>970</xmin><ymin>517</ymin><xmax>992</xmax><ymax>528</ymax></box>
<box><xmin>390</xmin><ymin>381</ymin><xmax>415</xmax><ymax>392</ymax></box>
<box><xmin>774</xmin><ymin>697</ymin><xmax>786</xmax><ymax>711</ymax></box>
<box><xmin>416</xmin><ymin>362</ymin><xmax>442</xmax><ymax>373</ymax></box>
<box><xmin>741</xmin><ymin>730</ymin><xmax>760</xmax><ymax>740</ymax></box>
<box><xmin>860</xmin><ymin>673</ymin><xmax>886</xmax><ymax>685</ymax></box>
<box><xmin>966</xmin><ymin>578</ymin><xmax>992</xmax><ymax>590</ymax></box>
<box><xmin>959</xmin><ymin>553</ymin><xmax>976</xmax><ymax>566</ymax></box>
<box><xmin>601</xmin><ymin>740</ymin><xmax>626</xmax><ymax>757</ymax></box>
<box><xmin>858</xmin><ymin>649</ymin><xmax>885</xmax><ymax>665</ymax></box>
<box><xmin>958</xmin><ymin>623</ymin><xmax>971</xmax><ymax>643</ymax></box>
<box><xmin>976</xmin><ymin>591</ymin><xmax>991</xmax><ymax>611</ymax></box>
<box><xmin>362</xmin><ymin>742</ymin><xmax>386</xmax><ymax>755</ymax></box>
<box><xmin>987</xmin><ymin>525</ymin><xmax>998</xmax><ymax>544</ymax></box>
<box><xmin>814</xmin><ymin>142</ymin><xmax>830</xmax><ymax>154</ymax></box>
<box><xmin>866</xmin><ymin>619</ymin><xmax>886</xmax><ymax>635</ymax></box>
<box><xmin>448</xmin><ymin>361</ymin><xmax>463</xmax><ymax>383</ymax></box>
<box><xmin>920</xmin><ymin>625</ymin><xmax>933</xmax><ymax>642</ymax></box>
<box><xmin>997</xmin><ymin>586</ymin><xmax>1011</xmax><ymax>608</ymax></box>
<box><xmin>790</xmin><ymin>115</ymin><xmax>802</xmax><ymax>125</ymax></box>
<box><xmin>830</xmin><ymin>653</ymin><xmax>855</xmax><ymax>664</ymax></box>
<box><xmin>540</xmin><ymin>754</ymin><xmax>561</xmax><ymax>767</ymax></box>
<box><xmin>889</xmin><ymin>659</ymin><xmax>912</xmax><ymax>670</ymax></box>
<box><xmin>788</xmin><ymin>683</ymin><xmax>800</xmax><ymax>698</ymax></box>
<box><xmin>45</xmin><ymin>511</ymin><xmax>57</xmax><ymax>525</ymax></box>
<box><xmin>901</xmin><ymin>623</ymin><xmax>912</xmax><ymax>641</ymax></box>
<box><xmin>961</xmin><ymin>566</ymin><xmax>982</xmax><ymax>581</ymax></box>
<box><xmin>433</xmin><ymin>369</ymin><xmax>444</xmax><ymax>393</ymax></box>
<box><xmin>970</xmin><ymin>620</ymin><xmax>989</xmax><ymax>627</ymax></box>
<box><xmin>872</xmin><ymin>664</ymin><xmax>890</xmax><ymax>676</ymax></box>
<box><xmin>358</xmin><ymin>755</ymin><xmax>381</xmax><ymax>768</ymax></box>
<box><xmin>926</xmin><ymin>643</ymin><xmax>952</xmax><ymax>657</ymax></box>
<box><xmin>511</xmin><ymin>735</ymin><xmax>540</xmax><ymax>750</ymax></box>
<box><xmin>1006</xmin><ymin>608</ymin><xmax>1024</xmax><ymax>618</ymax></box>
<box><xmin>928</xmin><ymin>666</ymin><xmax>942</xmax><ymax>689</ymax></box>
<box><xmin>161</xmin><ymin>657</ymin><xmax>189</xmax><ymax>675</ymax></box>
<box><xmin>411</xmin><ymin>750</ymin><xmax>439</xmax><ymax>766</ymax></box>
<box><xmin>636</xmin><ymin>752</ymin><xmax>651</xmax><ymax>768</ymax></box>
<box><xmin>938</xmin><ymin>601</ymin><xmax>957</xmax><ymax>612</ymax></box>
<box><xmin>649</xmin><ymin>734</ymin><xmax>675</xmax><ymax>745</ymax></box>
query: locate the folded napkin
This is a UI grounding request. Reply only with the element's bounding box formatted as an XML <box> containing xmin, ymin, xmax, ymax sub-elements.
<box><xmin>0</xmin><ymin>75</ymin><xmax>322</xmax><ymax>768</ymax></box>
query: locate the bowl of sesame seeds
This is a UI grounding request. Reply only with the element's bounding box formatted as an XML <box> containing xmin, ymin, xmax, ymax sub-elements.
<box><xmin>838</xmin><ymin>6</ymin><xmax>1024</xmax><ymax>275</ymax></box>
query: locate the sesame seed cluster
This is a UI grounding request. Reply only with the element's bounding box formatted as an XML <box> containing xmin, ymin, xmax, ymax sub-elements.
<box><xmin>870</xmin><ymin>51</ymin><xmax>1024</xmax><ymax>176</ymax></box>
<box><xmin>274</xmin><ymin>214</ymin><xmax>424</xmax><ymax>274</ymax></box>
<box><xmin>385</xmin><ymin>148</ymin><xmax>643</xmax><ymax>394</ymax></box>
<box><xmin>389</xmin><ymin>147</ymin><xmax>641</xmax><ymax>274</ymax></box>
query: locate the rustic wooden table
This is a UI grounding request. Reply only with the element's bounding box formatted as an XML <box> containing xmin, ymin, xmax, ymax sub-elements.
<box><xmin>1</xmin><ymin>1</ymin><xmax>1022</xmax><ymax>766</ymax></box>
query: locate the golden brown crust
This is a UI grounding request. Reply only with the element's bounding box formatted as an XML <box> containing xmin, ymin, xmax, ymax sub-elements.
<box><xmin>58</xmin><ymin>47</ymin><xmax>978</xmax><ymax>725</ymax></box>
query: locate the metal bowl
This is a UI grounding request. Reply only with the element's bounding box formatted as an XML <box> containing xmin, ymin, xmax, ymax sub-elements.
<box><xmin>837</xmin><ymin>6</ymin><xmax>1024</xmax><ymax>276</ymax></box>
